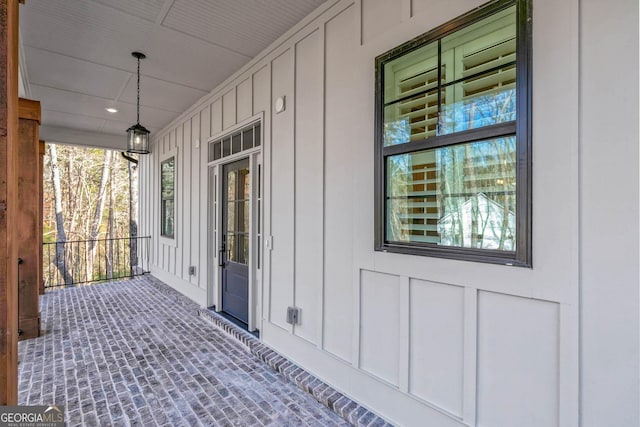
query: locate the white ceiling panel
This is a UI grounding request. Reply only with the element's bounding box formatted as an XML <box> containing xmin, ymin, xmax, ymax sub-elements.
<box><xmin>24</xmin><ymin>47</ymin><xmax>129</xmax><ymax>99</ymax></box>
<box><xmin>41</xmin><ymin>110</ymin><xmax>105</xmax><ymax>133</ymax></box>
<box><xmin>103</xmin><ymin>104</ymin><xmax>175</xmax><ymax>132</ymax></box>
<box><xmin>96</xmin><ymin>107</ymin><xmax>167</xmax><ymax>135</ymax></box>
<box><xmin>19</xmin><ymin>0</ymin><xmax>329</xmax><ymax>147</ymax></box>
<box><xmin>118</xmin><ymin>75</ymin><xmax>208</xmax><ymax>113</ymax></box>
<box><xmin>110</xmin><ymin>105</ymin><xmax>175</xmax><ymax>131</ymax></box>
<box><xmin>30</xmin><ymin>85</ymin><xmax>116</xmax><ymax>120</ymax></box>
<box><xmin>163</xmin><ymin>0</ymin><xmax>327</xmax><ymax>56</ymax></box>
<box><xmin>20</xmin><ymin>0</ymin><xmax>250</xmax><ymax>91</ymax></box>
<box><xmin>100</xmin><ymin>119</ymin><xmax>159</xmax><ymax>137</ymax></box>
<box><xmin>89</xmin><ymin>0</ymin><xmax>167</xmax><ymax>23</ymax></box>
<box><xmin>30</xmin><ymin>85</ymin><xmax>177</xmax><ymax>130</ymax></box>
<box><xmin>40</xmin><ymin>125</ymin><xmax>126</xmax><ymax>151</ymax></box>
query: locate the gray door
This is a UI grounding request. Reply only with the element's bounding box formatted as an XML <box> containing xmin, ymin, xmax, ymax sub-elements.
<box><xmin>221</xmin><ymin>158</ymin><xmax>250</xmax><ymax>324</ymax></box>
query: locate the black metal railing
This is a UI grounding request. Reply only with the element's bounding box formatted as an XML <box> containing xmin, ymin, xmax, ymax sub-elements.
<box><xmin>43</xmin><ymin>236</ymin><xmax>151</xmax><ymax>289</ymax></box>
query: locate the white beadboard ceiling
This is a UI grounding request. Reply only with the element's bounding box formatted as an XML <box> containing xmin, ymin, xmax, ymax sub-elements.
<box><xmin>19</xmin><ymin>0</ymin><xmax>327</xmax><ymax>149</ymax></box>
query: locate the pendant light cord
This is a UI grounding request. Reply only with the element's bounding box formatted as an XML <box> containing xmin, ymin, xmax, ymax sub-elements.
<box><xmin>136</xmin><ymin>55</ymin><xmax>141</xmax><ymax>125</ymax></box>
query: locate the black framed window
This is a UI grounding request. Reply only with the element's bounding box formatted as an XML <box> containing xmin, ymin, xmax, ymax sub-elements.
<box><xmin>161</xmin><ymin>156</ymin><xmax>175</xmax><ymax>239</ymax></box>
<box><xmin>374</xmin><ymin>0</ymin><xmax>531</xmax><ymax>266</ymax></box>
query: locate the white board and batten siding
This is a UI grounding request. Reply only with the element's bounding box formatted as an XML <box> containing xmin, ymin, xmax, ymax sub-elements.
<box><xmin>139</xmin><ymin>0</ymin><xmax>640</xmax><ymax>426</ymax></box>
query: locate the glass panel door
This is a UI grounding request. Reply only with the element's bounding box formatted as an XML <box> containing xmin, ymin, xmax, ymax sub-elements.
<box><xmin>221</xmin><ymin>158</ymin><xmax>250</xmax><ymax>324</ymax></box>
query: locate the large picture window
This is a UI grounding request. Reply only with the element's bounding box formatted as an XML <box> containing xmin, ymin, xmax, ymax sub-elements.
<box><xmin>161</xmin><ymin>156</ymin><xmax>175</xmax><ymax>239</ymax></box>
<box><xmin>375</xmin><ymin>0</ymin><xmax>531</xmax><ymax>266</ymax></box>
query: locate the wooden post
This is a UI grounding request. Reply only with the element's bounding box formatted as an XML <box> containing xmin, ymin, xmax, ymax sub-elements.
<box><xmin>39</xmin><ymin>140</ymin><xmax>45</xmax><ymax>295</ymax></box>
<box><xmin>0</xmin><ymin>0</ymin><xmax>21</xmax><ymax>405</ymax></box>
<box><xmin>17</xmin><ymin>99</ymin><xmax>41</xmax><ymax>340</ymax></box>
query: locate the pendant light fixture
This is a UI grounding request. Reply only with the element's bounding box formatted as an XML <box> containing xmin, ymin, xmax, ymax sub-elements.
<box><xmin>126</xmin><ymin>51</ymin><xmax>151</xmax><ymax>154</ymax></box>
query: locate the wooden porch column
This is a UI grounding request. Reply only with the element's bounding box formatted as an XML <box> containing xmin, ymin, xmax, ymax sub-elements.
<box><xmin>39</xmin><ymin>140</ymin><xmax>44</xmax><ymax>295</ymax></box>
<box><xmin>17</xmin><ymin>99</ymin><xmax>41</xmax><ymax>340</ymax></box>
<box><xmin>0</xmin><ymin>0</ymin><xmax>21</xmax><ymax>405</ymax></box>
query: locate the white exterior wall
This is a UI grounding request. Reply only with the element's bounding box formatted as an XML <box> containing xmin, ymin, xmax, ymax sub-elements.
<box><xmin>580</xmin><ymin>0</ymin><xmax>639</xmax><ymax>426</ymax></box>
<box><xmin>138</xmin><ymin>0</ymin><xmax>639</xmax><ymax>425</ymax></box>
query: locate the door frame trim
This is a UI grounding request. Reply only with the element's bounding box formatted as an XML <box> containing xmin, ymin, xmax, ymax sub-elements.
<box><xmin>207</xmin><ymin>118</ymin><xmax>263</xmax><ymax>332</ymax></box>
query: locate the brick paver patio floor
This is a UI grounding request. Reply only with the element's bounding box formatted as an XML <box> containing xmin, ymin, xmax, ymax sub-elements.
<box><xmin>18</xmin><ymin>276</ymin><xmax>349</xmax><ymax>426</ymax></box>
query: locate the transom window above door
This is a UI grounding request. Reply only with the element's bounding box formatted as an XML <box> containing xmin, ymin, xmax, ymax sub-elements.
<box><xmin>209</xmin><ymin>122</ymin><xmax>261</xmax><ymax>162</ymax></box>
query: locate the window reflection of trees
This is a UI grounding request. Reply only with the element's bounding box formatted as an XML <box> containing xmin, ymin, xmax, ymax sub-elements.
<box><xmin>387</xmin><ymin>136</ymin><xmax>516</xmax><ymax>250</ymax></box>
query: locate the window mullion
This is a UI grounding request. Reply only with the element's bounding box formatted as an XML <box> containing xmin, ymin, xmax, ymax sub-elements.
<box><xmin>382</xmin><ymin>121</ymin><xmax>516</xmax><ymax>157</ymax></box>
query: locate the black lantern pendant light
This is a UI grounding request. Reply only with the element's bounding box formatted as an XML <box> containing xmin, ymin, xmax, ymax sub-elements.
<box><xmin>126</xmin><ymin>51</ymin><xmax>151</xmax><ymax>154</ymax></box>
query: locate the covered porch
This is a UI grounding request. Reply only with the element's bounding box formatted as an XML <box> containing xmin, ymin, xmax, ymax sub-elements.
<box><xmin>0</xmin><ymin>0</ymin><xmax>638</xmax><ymax>425</ymax></box>
<box><xmin>19</xmin><ymin>276</ymin><xmax>386</xmax><ymax>426</ymax></box>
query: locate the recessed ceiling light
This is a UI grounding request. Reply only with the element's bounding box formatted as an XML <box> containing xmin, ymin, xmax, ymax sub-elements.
<box><xmin>106</xmin><ymin>107</ymin><xmax>118</xmax><ymax>113</ymax></box>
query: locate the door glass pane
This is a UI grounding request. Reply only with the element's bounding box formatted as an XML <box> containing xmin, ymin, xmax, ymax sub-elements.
<box><xmin>227</xmin><ymin>233</ymin><xmax>236</xmax><ymax>262</ymax></box>
<box><xmin>386</xmin><ymin>136</ymin><xmax>516</xmax><ymax>250</ymax></box>
<box><xmin>227</xmin><ymin>202</ymin><xmax>235</xmax><ymax>232</ymax></box>
<box><xmin>227</xmin><ymin>170</ymin><xmax>236</xmax><ymax>201</ymax></box>
<box><xmin>240</xmin><ymin>169</ymin><xmax>250</xmax><ymax>200</ymax></box>
<box><xmin>236</xmin><ymin>234</ymin><xmax>249</xmax><ymax>265</ymax></box>
<box><xmin>236</xmin><ymin>201</ymin><xmax>245</xmax><ymax>232</ymax></box>
<box><xmin>223</xmin><ymin>160</ymin><xmax>251</xmax><ymax>265</ymax></box>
